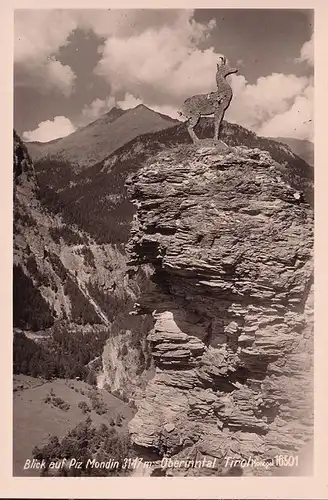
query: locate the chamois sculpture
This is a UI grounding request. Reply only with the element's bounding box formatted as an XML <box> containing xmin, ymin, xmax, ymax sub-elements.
<box><xmin>179</xmin><ymin>56</ymin><xmax>238</xmax><ymax>144</ymax></box>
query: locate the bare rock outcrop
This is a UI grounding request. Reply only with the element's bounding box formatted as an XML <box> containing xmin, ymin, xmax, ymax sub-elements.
<box><xmin>125</xmin><ymin>144</ymin><xmax>313</xmax><ymax>476</ymax></box>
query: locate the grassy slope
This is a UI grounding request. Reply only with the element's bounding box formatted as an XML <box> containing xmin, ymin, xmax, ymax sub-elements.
<box><xmin>13</xmin><ymin>375</ymin><xmax>134</xmax><ymax>476</ymax></box>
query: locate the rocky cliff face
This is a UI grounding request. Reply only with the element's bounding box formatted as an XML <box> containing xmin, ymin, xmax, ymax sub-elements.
<box><xmin>125</xmin><ymin>144</ymin><xmax>314</xmax><ymax>476</ymax></box>
<box><xmin>13</xmin><ymin>130</ymin><xmax>135</xmax><ymax>331</ymax></box>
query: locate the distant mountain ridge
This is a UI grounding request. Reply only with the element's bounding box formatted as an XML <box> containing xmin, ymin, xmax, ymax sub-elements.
<box><xmin>270</xmin><ymin>136</ymin><xmax>314</xmax><ymax>167</ymax></box>
<box><xmin>30</xmin><ymin>112</ymin><xmax>314</xmax><ymax>246</ymax></box>
<box><xmin>25</xmin><ymin>104</ymin><xmax>179</xmax><ymax>172</ymax></box>
<box><xmin>25</xmin><ymin>104</ymin><xmax>313</xmax><ymax>170</ymax></box>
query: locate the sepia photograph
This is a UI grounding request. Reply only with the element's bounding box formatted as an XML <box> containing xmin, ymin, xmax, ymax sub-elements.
<box><xmin>13</xmin><ymin>8</ymin><xmax>314</xmax><ymax>479</ymax></box>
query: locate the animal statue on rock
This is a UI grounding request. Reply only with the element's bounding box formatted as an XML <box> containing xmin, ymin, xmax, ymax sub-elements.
<box><xmin>179</xmin><ymin>56</ymin><xmax>238</xmax><ymax>144</ymax></box>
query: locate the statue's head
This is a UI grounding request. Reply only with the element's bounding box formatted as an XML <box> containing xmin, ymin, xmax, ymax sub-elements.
<box><xmin>217</xmin><ymin>55</ymin><xmax>227</xmax><ymax>68</ymax></box>
<box><xmin>217</xmin><ymin>56</ymin><xmax>238</xmax><ymax>77</ymax></box>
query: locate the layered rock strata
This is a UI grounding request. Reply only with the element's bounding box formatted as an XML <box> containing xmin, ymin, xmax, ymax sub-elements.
<box><xmin>125</xmin><ymin>144</ymin><xmax>314</xmax><ymax>476</ymax></box>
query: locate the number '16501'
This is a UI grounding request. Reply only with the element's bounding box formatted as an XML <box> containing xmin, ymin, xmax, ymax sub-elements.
<box><xmin>274</xmin><ymin>455</ymin><xmax>299</xmax><ymax>467</ymax></box>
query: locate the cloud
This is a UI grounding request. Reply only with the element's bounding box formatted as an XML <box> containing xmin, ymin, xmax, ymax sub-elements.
<box><xmin>45</xmin><ymin>58</ymin><xmax>76</xmax><ymax>96</ymax></box>
<box><xmin>295</xmin><ymin>34</ymin><xmax>314</xmax><ymax>66</ymax></box>
<box><xmin>94</xmin><ymin>10</ymin><xmax>219</xmax><ymax>104</ymax></box>
<box><xmin>82</xmin><ymin>96</ymin><xmax>116</xmax><ymax>120</ymax></box>
<box><xmin>15</xmin><ymin>57</ymin><xmax>76</xmax><ymax>97</ymax></box>
<box><xmin>150</xmin><ymin>103</ymin><xmax>181</xmax><ymax>120</ymax></box>
<box><xmin>226</xmin><ymin>72</ymin><xmax>313</xmax><ymax>140</ymax></box>
<box><xmin>14</xmin><ymin>10</ymin><xmax>78</xmax><ymax>95</ymax></box>
<box><xmin>116</xmin><ymin>93</ymin><xmax>180</xmax><ymax>119</ymax></box>
<box><xmin>14</xmin><ymin>10</ymin><xmax>78</xmax><ymax>63</ymax></box>
<box><xmin>81</xmin><ymin>93</ymin><xmax>144</xmax><ymax>123</ymax></box>
<box><xmin>78</xmin><ymin>9</ymin><xmax>208</xmax><ymax>40</ymax></box>
<box><xmin>227</xmin><ymin>73</ymin><xmax>309</xmax><ymax>131</ymax></box>
<box><xmin>82</xmin><ymin>92</ymin><xmax>144</xmax><ymax>122</ymax></box>
<box><xmin>258</xmin><ymin>84</ymin><xmax>313</xmax><ymax>140</ymax></box>
<box><xmin>23</xmin><ymin>116</ymin><xmax>76</xmax><ymax>142</ymax></box>
<box><xmin>117</xmin><ymin>93</ymin><xmax>143</xmax><ymax>109</ymax></box>
<box><xmin>82</xmin><ymin>92</ymin><xmax>180</xmax><ymax>123</ymax></box>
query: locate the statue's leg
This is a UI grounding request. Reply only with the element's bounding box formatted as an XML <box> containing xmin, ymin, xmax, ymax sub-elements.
<box><xmin>214</xmin><ymin>107</ymin><xmax>225</xmax><ymax>141</ymax></box>
<box><xmin>187</xmin><ymin>115</ymin><xmax>200</xmax><ymax>144</ymax></box>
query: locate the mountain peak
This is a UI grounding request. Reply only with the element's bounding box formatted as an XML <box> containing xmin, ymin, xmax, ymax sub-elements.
<box><xmin>134</xmin><ymin>103</ymin><xmax>148</xmax><ymax>110</ymax></box>
<box><xmin>105</xmin><ymin>106</ymin><xmax>127</xmax><ymax>120</ymax></box>
<box><xmin>25</xmin><ymin>102</ymin><xmax>178</xmax><ymax>172</ymax></box>
<box><xmin>128</xmin><ymin>103</ymin><xmax>154</xmax><ymax>114</ymax></box>
<box><xmin>127</xmin><ymin>103</ymin><xmax>178</xmax><ymax>124</ymax></box>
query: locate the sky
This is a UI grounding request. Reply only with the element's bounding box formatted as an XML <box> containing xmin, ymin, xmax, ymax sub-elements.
<box><xmin>14</xmin><ymin>9</ymin><xmax>314</xmax><ymax>143</ymax></box>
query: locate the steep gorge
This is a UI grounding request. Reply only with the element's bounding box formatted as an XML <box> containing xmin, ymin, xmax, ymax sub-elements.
<box><xmin>13</xmin><ymin>130</ymin><xmax>150</xmax><ymax>383</ymax></box>
<box><xmin>124</xmin><ymin>143</ymin><xmax>314</xmax><ymax>476</ymax></box>
<box><xmin>15</xmin><ymin>132</ymin><xmax>108</xmax><ymax>328</ymax></box>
